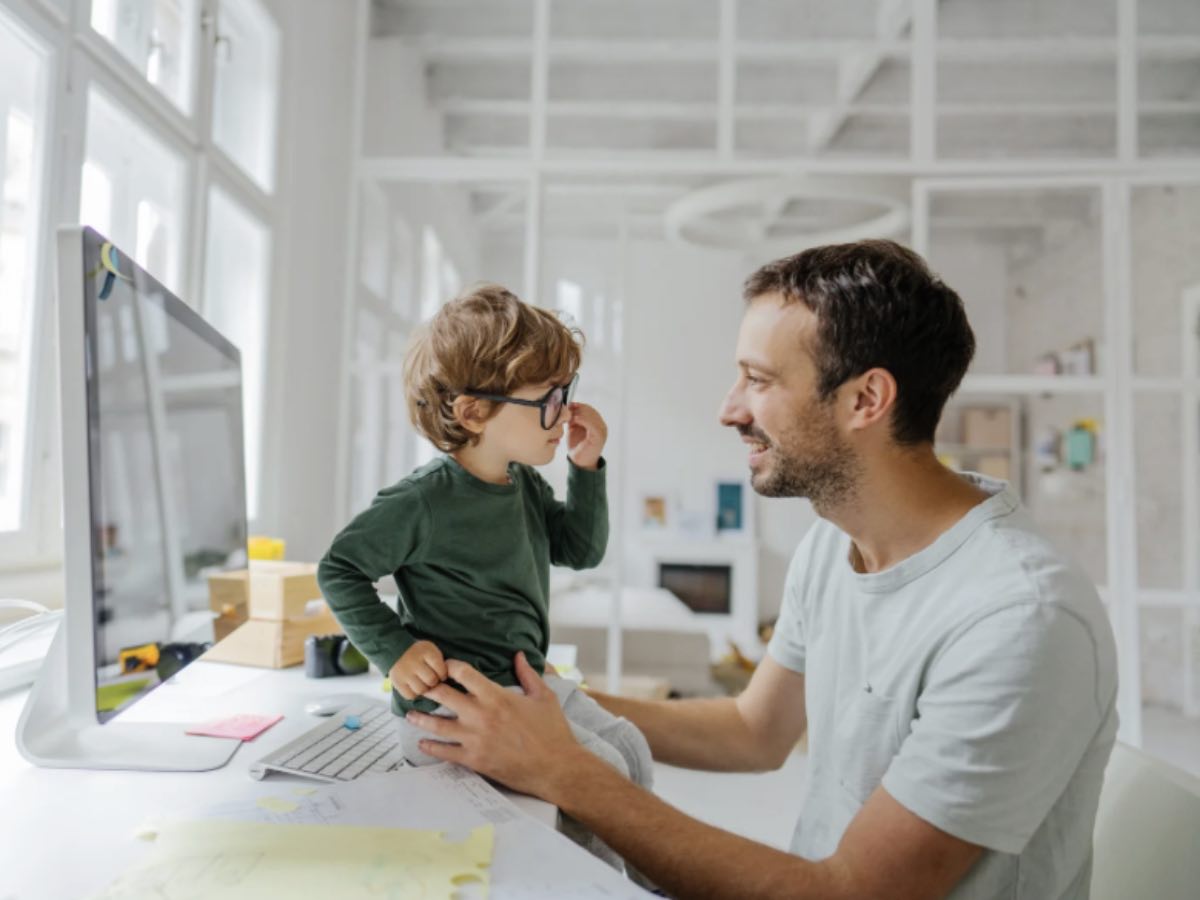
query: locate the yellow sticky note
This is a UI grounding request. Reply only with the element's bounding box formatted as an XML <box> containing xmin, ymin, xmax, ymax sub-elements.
<box><xmin>93</xmin><ymin>819</ymin><xmax>493</xmax><ymax>900</ymax></box>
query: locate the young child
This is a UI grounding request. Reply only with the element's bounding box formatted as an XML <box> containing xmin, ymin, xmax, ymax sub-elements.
<box><xmin>317</xmin><ymin>284</ymin><xmax>652</xmax><ymax>873</ymax></box>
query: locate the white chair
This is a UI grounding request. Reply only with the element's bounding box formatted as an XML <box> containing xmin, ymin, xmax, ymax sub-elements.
<box><xmin>1091</xmin><ymin>742</ymin><xmax>1200</xmax><ymax>900</ymax></box>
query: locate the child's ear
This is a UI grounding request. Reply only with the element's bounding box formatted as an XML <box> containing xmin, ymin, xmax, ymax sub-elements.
<box><xmin>451</xmin><ymin>395</ymin><xmax>489</xmax><ymax>435</ymax></box>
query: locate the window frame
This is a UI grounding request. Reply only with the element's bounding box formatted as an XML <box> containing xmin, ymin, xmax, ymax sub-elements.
<box><xmin>0</xmin><ymin>0</ymin><xmax>284</xmax><ymax>570</ymax></box>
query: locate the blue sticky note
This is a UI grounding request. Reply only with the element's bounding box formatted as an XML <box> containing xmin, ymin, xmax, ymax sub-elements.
<box><xmin>343</xmin><ymin>714</ymin><xmax>361</xmax><ymax>731</ymax></box>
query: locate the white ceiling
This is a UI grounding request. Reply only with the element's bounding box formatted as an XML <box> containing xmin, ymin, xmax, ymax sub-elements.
<box><xmin>368</xmin><ymin>0</ymin><xmax>1199</xmax><ymax>244</ymax></box>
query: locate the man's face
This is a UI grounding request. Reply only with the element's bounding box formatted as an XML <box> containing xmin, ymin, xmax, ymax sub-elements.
<box><xmin>718</xmin><ymin>294</ymin><xmax>860</xmax><ymax>508</ymax></box>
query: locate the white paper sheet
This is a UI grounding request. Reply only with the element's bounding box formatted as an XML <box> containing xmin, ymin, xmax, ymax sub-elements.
<box><xmin>160</xmin><ymin>763</ymin><xmax>652</xmax><ymax>899</ymax></box>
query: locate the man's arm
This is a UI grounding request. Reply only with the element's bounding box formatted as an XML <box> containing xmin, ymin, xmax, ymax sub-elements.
<box><xmin>551</xmin><ymin>755</ymin><xmax>982</xmax><ymax>900</ymax></box>
<box><xmin>413</xmin><ymin>655</ymin><xmax>982</xmax><ymax>900</ymax></box>
<box><xmin>586</xmin><ymin>655</ymin><xmax>808</xmax><ymax>772</ymax></box>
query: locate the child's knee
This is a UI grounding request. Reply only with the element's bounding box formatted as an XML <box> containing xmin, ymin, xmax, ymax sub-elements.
<box><xmin>599</xmin><ymin>718</ymin><xmax>654</xmax><ymax>789</ymax></box>
<box><xmin>569</xmin><ymin>722</ymin><xmax>630</xmax><ymax>779</ymax></box>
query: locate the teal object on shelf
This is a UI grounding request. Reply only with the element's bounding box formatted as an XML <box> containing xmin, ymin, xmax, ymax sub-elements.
<box><xmin>1065</xmin><ymin>426</ymin><xmax>1095</xmax><ymax>470</ymax></box>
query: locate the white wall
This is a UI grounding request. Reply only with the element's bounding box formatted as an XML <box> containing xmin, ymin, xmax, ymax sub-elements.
<box><xmin>927</xmin><ymin>234</ymin><xmax>1008</xmax><ymax>374</ymax></box>
<box><xmin>1007</xmin><ymin>212</ymin><xmax>1109</xmax><ymax>588</ymax></box>
<box><xmin>363</xmin><ymin>38</ymin><xmax>445</xmax><ymax>158</ymax></box>
<box><xmin>262</xmin><ymin>22</ymin><xmax>490</xmax><ymax>558</ymax></box>
<box><xmin>620</xmin><ymin>240</ymin><xmax>819</xmax><ymax>623</ymax></box>
<box><xmin>943</xmin><ymin>187</ymin><xmax>1200</xmax><ymax>713</ymax></box>
<box><xmin>1128</xmin><ymin>186</ymin><xmax>1200</xmax><ymax>711</ymax></box>
<box><xmin>258</xmin><ymin>0</ymin><xmax>358</xmax><ymax>561</ymax></box>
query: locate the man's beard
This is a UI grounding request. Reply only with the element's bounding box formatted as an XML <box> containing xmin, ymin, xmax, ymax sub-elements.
<box><xmin>743</xmin><ymin>401</ymin><xmax>859</xmax><ymax>510</ymax></box>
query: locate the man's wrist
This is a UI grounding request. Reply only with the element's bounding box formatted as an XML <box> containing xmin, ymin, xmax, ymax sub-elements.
<box><xmin>540</xmin><ymin>744</ymin><xmax>606</xmax><ymax>808</ymax></box>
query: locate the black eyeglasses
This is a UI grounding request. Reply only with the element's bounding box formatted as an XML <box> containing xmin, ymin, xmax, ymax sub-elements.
<box><xmin>463</xmin><ymin>374</ymin><xmax>579</xmax><ymax>430</ymax></box>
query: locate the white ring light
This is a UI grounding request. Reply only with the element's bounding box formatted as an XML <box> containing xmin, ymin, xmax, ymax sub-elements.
<box><xmin>664</xmin><ymin>175</ymin><xmax>911</xmax><ymax>256</ymax></box>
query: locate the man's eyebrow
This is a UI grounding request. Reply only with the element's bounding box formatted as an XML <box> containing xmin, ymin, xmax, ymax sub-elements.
<box><xmin>738</xmin><ymin>359</ymin><xmax>779</xmax><ymax>377</ymax></box>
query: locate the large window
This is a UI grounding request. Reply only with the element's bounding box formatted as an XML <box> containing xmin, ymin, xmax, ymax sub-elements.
<box><xmin>419</xmin><ymin>226</ymin><xmax>461</xmax><ymax>320</ymax></box>
<box><xmin>202</xmin><ymin>186</ymin><xmax>271</xmax><ymax>520</ymax></box>
<box><xmin>1</xmin><ymin>0</ymin><xmax>281</xmax><ymax>564</ymax></box>
<box><xmin>90</xmin><ymin>0</ymin><xmax>200</xmax><ymax>114</ymax></box>
<box><xmin>81</xmin><ymin>86</ymin><xmax>187</xmax><ymax>293</ymax></box>
<box><xmin>0</xmin><ymin>9</ymin><xmax>48</xmax><ymax>535</ymax></box>
<box><xmin>211</xmin><ymin>0</ymin><xmax>279</xmax><ymax>191</ymax></box>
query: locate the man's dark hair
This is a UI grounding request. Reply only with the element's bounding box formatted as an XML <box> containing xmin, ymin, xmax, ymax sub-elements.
<box><xmin>743</xmin><ymin>239</ymin><xmax>975</xmax><ymax>445</ymax></box>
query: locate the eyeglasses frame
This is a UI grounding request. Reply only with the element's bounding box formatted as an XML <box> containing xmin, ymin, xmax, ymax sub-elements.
<box><xmin>462</xmin><ymin>373</ymin><xmax>579</xmax><ymax>430</ymax></box>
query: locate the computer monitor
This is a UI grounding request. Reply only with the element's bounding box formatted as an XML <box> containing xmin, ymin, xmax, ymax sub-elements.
<box><xmin>17</xmin><ymin>226</ymin><xmax>248</xmax><ymax>771</ymax></box>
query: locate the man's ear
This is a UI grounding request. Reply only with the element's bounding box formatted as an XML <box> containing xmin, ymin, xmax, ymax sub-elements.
<box><xmin>451</xmin><ymin>395</ymin><xmax>490</xmax><ymax>435</ymax></box>
<box><xmin>844</xmin><ymin>368</ymin><xmax>897</xmax><ymax>433</ymax></box>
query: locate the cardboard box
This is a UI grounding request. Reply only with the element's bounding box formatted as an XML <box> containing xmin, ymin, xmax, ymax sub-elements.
<box><xmin>204</xmin><ymin>561</ymin><xmax>343</xmax><ymax>668</ymax></box>
<box><xmin>963</xmin><ymin>407</ymin><xmax>1012</xmax><ymax>449</ymax></box>
<box><xmin>976</xmin><ymin>454</ymin><xmax>1012</xmax><ymax>481</ymax></box>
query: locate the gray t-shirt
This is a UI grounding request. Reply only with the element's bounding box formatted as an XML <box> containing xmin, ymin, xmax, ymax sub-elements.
<box><xmin>768</xmin><ymin>474</ymin><xmax>1118</xmax><ymax>899</ymax></box>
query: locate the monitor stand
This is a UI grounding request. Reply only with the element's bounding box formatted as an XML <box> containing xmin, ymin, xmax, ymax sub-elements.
<box><xmin>16</xmin><ymin>626</ymin><xmax>240</xmax><ymax>772</ymax></box>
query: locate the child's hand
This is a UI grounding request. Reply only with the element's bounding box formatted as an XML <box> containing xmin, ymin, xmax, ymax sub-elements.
<box><xmin>566</xmin><ymin>403</ymin><xmax>607</xmax><ymax>470</ymax></box>
<box><xmin>389</xmin><ymin>641</ymin><xmax>448</xmax><ymax>700</ymax></box>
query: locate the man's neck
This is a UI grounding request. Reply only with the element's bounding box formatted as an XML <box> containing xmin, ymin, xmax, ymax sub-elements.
<box><xmin>451</xmin><ymin>444</ymin><xmax>511</xmax><ymax>485</ymax></box>
<box><xmin>820</xmin><ymin>450</ymin><xmax>991</xmax><ymax>575</ymax></box>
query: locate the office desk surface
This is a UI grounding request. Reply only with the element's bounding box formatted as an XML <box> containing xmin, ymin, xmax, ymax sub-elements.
<box><xmin>0</xmin><ymin>661</ymin><xmax>579</xmax><ymax>900</ymax></box>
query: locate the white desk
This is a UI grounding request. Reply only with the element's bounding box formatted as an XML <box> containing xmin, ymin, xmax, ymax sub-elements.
<box><xmin>0</xmin><ymin>661</ymin><xmax>645</xmax><ymax>899</ymax></box>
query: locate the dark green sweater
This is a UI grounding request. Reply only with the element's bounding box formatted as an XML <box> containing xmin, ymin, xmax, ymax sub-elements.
<box><xmin>317</xmin><ymin>455</ymin><xmax>608</xmax><ymax>713</ymax></box>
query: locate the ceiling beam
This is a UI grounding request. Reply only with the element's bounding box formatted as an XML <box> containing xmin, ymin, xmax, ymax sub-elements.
<box><xmin>359</xmin><ymin>153</ymin><xmax>1200</xmax><ymax>181</ymax></box>
<box><xmin>475</xmin><ymin>189</ymin><xmax>526</xmax><ymax>227</ymax></box>
<box><xmin>717</xmin><ymin>0</ymin><xmax>736</xmax><ymax>158</ymax></box>
<box><xmin>807</xmin><ymin>0</ymin><xmax>914</xmax><ymax>154</ymax></box>
<box><xmin>396</xmin><ymin>34</ymin><xmax>1200</xmax><ymax>65</ymax></box>
<box><xmin>438</xmin><ymin>98</ymin><xmax>1196</xmax><ymax>123</ymax></box>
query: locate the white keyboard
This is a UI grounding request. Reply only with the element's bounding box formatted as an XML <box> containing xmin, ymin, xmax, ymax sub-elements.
<box><xmin>249</xmin><ymin>699</ymin><xmax>409</xmax><ymax>782</ymax></box>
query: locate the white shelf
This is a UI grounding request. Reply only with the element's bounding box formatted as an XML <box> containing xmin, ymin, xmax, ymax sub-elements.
<box><xmin>936</xmin><ymin>443</ymin><xmax>1013</xmax><ymax>455</ymax></box>
<box><xmin>959</xmin><ymin>374</ymin><xmax>1104</xmax><ymax>395</ymax></box>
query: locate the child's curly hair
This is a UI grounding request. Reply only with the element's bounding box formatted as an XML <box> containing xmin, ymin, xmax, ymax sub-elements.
<box><xmin>403</xmin><ymin>284</ymin><xmax>583</xmax><ymax>452</ymax></box>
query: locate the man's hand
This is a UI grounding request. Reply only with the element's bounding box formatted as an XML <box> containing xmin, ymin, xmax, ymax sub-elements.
<box><xmin>407</xmin><ymin>652</ymin><xmax>587</xmax><ymax>799</ymax></box>
<box><xmin>566</xmin><ymin>402</ymin><xmax>607</xmax><ymax>470</ymax></box>
<box><xmin>389</xmin><ymin>640</ymin><xmax>448</xmax><ymax>700</ymax></box>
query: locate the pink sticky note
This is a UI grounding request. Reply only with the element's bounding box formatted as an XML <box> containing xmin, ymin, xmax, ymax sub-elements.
<box><xmin>186</xmin><ymin>713</ymin><xmax>283</xmax><ymax>741</ymax></box>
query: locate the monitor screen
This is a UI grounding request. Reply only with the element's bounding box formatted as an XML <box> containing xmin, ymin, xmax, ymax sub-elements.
<box><xmin>80</xmin><ymin>229</ymin><xmax>248</xmax><ymax>722</ymax></box>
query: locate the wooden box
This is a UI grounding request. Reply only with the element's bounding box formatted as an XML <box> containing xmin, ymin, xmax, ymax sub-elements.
<box><xmin>202</xmin><ymin>608</ymin><xmax>342</xmax><ymax>668</ymax></box>
<box><xmin>204</xmin><ymin>561</ymin><xmax>343</xmax><ymax>668</ymax></box>
<box><xmin>208</xmin><ymin>571</ymin><xmax>250</xmax><ymax>641</ymax></box>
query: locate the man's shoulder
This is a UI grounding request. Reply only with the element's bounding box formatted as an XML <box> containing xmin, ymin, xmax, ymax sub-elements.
<box><xmin>944</xmin><ymin>514</ymin><xmax>1116</xmax><ymax>685</ymax></box>
<box><xmin>967</xmin><ymin>508</ymin><xmax>1101</xmax><ymax>612</ymax></box>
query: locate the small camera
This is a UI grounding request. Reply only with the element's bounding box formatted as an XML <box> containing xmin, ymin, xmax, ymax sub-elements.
<box><xmin>304</xmin><ymin>634</ymin><xmax>369</xmax><ymax>678</ymax></box>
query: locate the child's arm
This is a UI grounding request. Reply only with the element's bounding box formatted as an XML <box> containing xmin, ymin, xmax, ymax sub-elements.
<box><xmin>390</xmin><ymin>640</ymin><xmax>448</xmax><ymax>700</ymax></box>
<box><xmin>536</xmin><ymin>402</ymin><xmax>609</xmax><ymax>569</ymax></box>
<box><xmin>316</xmin><ymin>482</ymin><xmax>432</xmax><ymax>679</ymax></box>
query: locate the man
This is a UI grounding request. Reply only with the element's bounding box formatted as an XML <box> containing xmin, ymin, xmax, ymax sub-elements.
<box><xmin>407</xmin><ymin>240</ymin><xmax>1119</xmax><ymax>900</ymax></box>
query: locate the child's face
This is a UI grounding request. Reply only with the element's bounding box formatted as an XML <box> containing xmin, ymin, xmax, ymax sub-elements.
<box><xmin>483</xmin><ymin>379</ymin><xmax>570</xmax><ymax>466</ymax></box>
